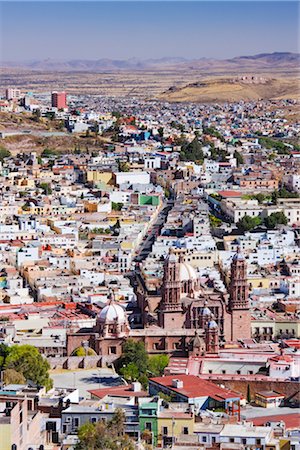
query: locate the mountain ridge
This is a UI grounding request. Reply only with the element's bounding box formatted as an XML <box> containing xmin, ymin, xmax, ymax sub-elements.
<box><xmin>2</xmin><ymin>52</ymin><xmax>299</xmax><ymax>72</ymax></box>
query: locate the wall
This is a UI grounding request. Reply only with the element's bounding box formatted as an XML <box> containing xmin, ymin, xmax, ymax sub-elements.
<box><xmin>48</xmin><ymin>356</ymin><xmax>102</xmax><ymax>370</ymax></box>
<box><xmin>210</xmin><ymin>378</ymin><xmax>299</xmax><ymax>402</ymax></box>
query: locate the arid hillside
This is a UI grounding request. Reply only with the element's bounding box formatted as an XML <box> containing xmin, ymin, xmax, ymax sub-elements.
<box><xmin>158</xmin><ymin>76</ymin><xmax>300</xmax><ymax>103</ymax></box>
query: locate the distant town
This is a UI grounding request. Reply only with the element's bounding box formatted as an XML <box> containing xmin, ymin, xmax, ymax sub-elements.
<box><xmin>0</xmin><ymin>84</ymin><xmax>299</xmax><ymax>450</ymax></box>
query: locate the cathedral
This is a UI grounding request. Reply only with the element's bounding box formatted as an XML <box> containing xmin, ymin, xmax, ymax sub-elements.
<box><xmin>67</xmin><ymin>249</ymin><xmax>251</xmax><ymax>365</ymax></box>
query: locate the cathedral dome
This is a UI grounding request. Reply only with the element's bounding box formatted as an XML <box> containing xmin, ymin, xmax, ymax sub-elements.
<box><xmin>98</xmin><ymin>302</ymin><xmax>126</xmax><ymax>323</ymax></box>
<box><xmin>179</xmin><ymin>262</ymin><xmax>198</xmax><ymax>281</ymax></box>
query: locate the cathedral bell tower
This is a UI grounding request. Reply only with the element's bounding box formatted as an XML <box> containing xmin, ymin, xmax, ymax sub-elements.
<box><xmin>229</xmin><ymin>248</ymin><xmax>251</xmax><ymax>341</ymax></box>
<box><xmin>205</xmin><ymin>316</ymin><xmax>219</xmax><ymax>354</ymax></box>
<box><xmin>159</xmin><ymin>249</ymin><xmax>184</xmax><ymax>329</ymax></box>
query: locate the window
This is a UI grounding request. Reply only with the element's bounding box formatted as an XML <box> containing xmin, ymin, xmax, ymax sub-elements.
<box><xmin>212</xmin><ymin>437</ymin><xmax>216</xmax><ymax>443</ymax></box>
<box><xmin>222</xmin><ymin>370</ymin><xmax>226</xmax><ymax>374</ymax></box>
<box><xmin>242</xmin><ymin>438</ymin><xmax>247</xmax><ymax>445</ymax></box>
<box><xmin>90</xmin><ymin>417</ymin><xmax>97</xmax><ymax>423</ymax></box>
<box><xmin>183</xmin><ymin>427</ymin><xmax>188</xmax><ymax>435</ymax></box>
<box><xmin>145</xmin><ymin>422</ymin><xmax>152</xmax><ymax>431</ymax></box>
<box><xmin>109</xmin><ymin>346</ymin><xmax>117</xmax><ymax>355</ymax></box>
<box><xmin>162</xmin><ymin>426</ymin><xmax>168</xmax><ymax>435</ymax></box>
<box><xmin>202</xmin><ymin>436</ymin><xmax>207</xmax><ymax>442</ymax></box>
<box><xmin>230</xmin><ymin>438</ymin><xmax>235</xmax><ymax>443</ymax></box>
<box><xmin>74</xmin><ymin>418</ymin><xmax>79</xmax><ymax>428</ymax></box>
<box><xmin>256</xmin><ymin>439</ymin><xmax>261</xmax><ymax>445</ymax></box>
<box><xmin>236</xmin><ymin>370</ymin><xmax>241</xmax><ymax>375</ymax></box>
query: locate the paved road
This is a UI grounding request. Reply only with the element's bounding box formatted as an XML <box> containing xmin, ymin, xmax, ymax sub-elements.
<box><xmin>135</xmin><ymin>199</ymin><xmax>174</xmax><ymax>263</ymax></box>
<box><xmin>50</xmin><ymin>368</ymin><xmax>124</xmax><ymax>398</ymax></box>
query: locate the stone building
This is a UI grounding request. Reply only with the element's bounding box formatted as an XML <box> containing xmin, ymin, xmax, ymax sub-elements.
<box><xmin>67</xmin><ymin>249</ymin><xmax>251</xmax><ymax>365</ymax></box>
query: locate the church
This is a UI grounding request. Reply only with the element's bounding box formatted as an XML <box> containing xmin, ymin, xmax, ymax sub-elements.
<box><xmin>67</xmin><ymin>249</ymin><xmax>251</xmax><ymax>366</ymax></box>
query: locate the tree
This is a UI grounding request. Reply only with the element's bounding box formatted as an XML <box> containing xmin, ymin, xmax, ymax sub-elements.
<box><xmin>272</xmin><ymin>188</ymin><xmax>299</xmax><ymax>204</ymax></box>
<box><xmin>180</xmin><ymin>138</ymin><xmax>204</xmax><ymax>162</ymax></box>
<box><xmin>3</xmin><ymin>368</ymin><xmax>26</xmax><ymax>385</ymax></box>
<box><xmin>254</xmin><ymin>193</ymin><xmax>266</xmax><ymax>204</ymax></box>
<box><xmin>76</xmin><ymin>409</ymin><xmax>134</xmax><ymax>450</ymax></box>
<box><xmin>203</xmin><ymin>126</ymin><xmax>225</xmax><ymax>142</ymax></box>
<box><xmin>234</xmin><ymin>150</ymin><xmax>244</xmax><ymax>166</ymax></box>
<box><xmin>0</xmin><ymin>146</ymin><xmax>11</xmax><ymax>162</ymax></box>
<box><xmin>39</xmin><ymin>182</ymin><xmax>52</xmax><ymax>195</ymax></box>
<box><xmin>209</xmin><ymin>214</ymin><xmax>222</xmax><ymax>228</ymax></box>
<box><xmin>237</xmin><ymin>215</ymin><xmax>262</xmax><ymax>232</ymax></box>
<box><xmin>41</xmin><ymin>148</ymin><xmax>58</xmax><ymax>157</ymax></box>
<box><xmin>112</xmin><ymin>202</ymin><xmax>123</xmax><ymax>211</ymax></box>
<box><xmin>247</xmin><ymin>384</ymin><xmax>251</xmax><ymax>403</ymax></box>
<box><xmin>119</xmin><ymin>339</ymin><xmax>149</xmax><ymax>374</ymax></box>
<box><xmin>32</xmin><ymin>109</ymin><xmax>41</xmax><ymax>122</ymax></box>
<box><xmin>264</xmin><ymin>212</ymin><xmax>288</xmax><ymax>229</ymax></box>
<box><xmin>118</xmin><ymin>340</ymin><xmax>168</xmax><ymax>389</ymax></box>
<box><xmin>120</xmin><ymin>362</ymin><xmax>139</xmax><ymax>382</ymax></box>
<box><xmin>148</xmin><ymin>354</ymin><xmax>169</xmax><ymax>377</ymax></box>
<box><xmin>4</xmin><ymin>344</ymin><xmax>53</xmax><ymax>390</ymax></box>
<box><xmin>157</xmin><ymin>127</ymin><xmax>164</xmax><ymax>144</ymax></box>
<box><xmin>118</xmin><ymin>161</ymin><xmax>130</xmax><ymax>172</ymax></box>
<box><xmin>0</xmin><ymin>343</ymin><xmax>10</xmax><ymax>368</ymax></box>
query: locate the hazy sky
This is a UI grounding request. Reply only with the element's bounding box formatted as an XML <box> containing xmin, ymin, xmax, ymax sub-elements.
<box><xmin>1</xmin><ymin>1</ymin><xmax>299</xmax><ymax>61</ymax></box>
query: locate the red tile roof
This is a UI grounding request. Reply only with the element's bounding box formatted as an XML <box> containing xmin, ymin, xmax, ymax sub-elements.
<box><xmin>251</xmin><ymin>414</ymin><xmax>300</xmax><ymax>429</ymax></box>
<box><xmin>149</xmin><ymin>375</ymin><xmax>241</xmax><ymax>401</ymax></box>
<box><xmin>88</xmin><ymin>384</ymin><xmax>148</xmax><ymax>399</ymax></box>
<box><xmin>217</xmin><ymin>190</ymin><xmax>243</xmax><ymax>198</ymax></box>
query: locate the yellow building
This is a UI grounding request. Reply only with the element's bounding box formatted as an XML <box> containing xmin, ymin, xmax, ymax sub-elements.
<box><xmin>0</xmin><ymin>423</ymin><xmax>11</xmax><ymax>450</ymax></box>
<box><xmin>248</xmin><ymin>275</ymin><xmax>271</xmax><ymax>292</ymax></box>
<box><xmin>157</xmin><ymin>412</ymin><xmax>194</xmax><ymax>448</ymax></box>
<box><xmin>86</xmin><ymin>171</ymin><xmax>113</xmax><ymax>185</ymax></box>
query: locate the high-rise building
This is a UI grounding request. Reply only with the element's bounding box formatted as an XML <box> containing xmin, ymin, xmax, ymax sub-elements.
<box><xmin>5</xmin><ymin>88</ymin><xmax>21</xmax><ymax>100</ymax></box>
<box><xmin>51</xmin><ymin>91</ymin><xmax>67</xmax><ymax>109</ymax></box>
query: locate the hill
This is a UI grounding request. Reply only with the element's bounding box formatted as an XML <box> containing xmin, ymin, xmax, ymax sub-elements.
<box><xmin>2</xmin><ymin>52</ymin><xmax>300</xmax><ymax>73</ymax></box>
<box><xmin>158</xmin><ymin>76</ymin><xmax>300</xmax><ymax>103</ymax></box>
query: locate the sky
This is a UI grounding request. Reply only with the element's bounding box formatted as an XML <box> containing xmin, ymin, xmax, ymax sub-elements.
<box><xmin>1</xmin><ymin>1</ymin><xmax>299</xmax><ymax>61</ymax></box>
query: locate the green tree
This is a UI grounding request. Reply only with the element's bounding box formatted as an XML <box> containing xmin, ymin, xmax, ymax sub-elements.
<box><xmin>203</xmin><ymin>126</ymin><xmax>225</xmax><ymax>142</ymax></box>
<box><xmin>32</xmin><ymin>109</ymin><xmax>41</xmax><ymax>122</ymax></box>
<box><xmin>272</xmin><ymin>188</ymin><xmax>299</xmax><ymax>204</ymax></box>
<box><xmin>148</xmin><ymin>354</ymin><xmax>169</xmax><ymax>377</ymax></box>
<box><xmin>180</xmin><ymin>137</ymin><xmax>204</xmax><ymax>162</ymax></box>
<box><xmin>234</xmin><ymin>150</ymin><xmax>244</xmax><ymax>166</ymax></box>
<box><xmin>39</xmin><ymin>182</ymin><xmax>52</xmax><ymax>195</ymax></box>
<box><xmin>118</xmin><ymin>161</ymin><xmax>130</xmax><ymax>172</ymax></box>
<box><xmin>76</xmin><ymin>409</ymin><xmax>134</xmax><ymax>450</ymax></box>
<box><xmin>237</xmin><ymin>215</ymin><xmax>262</xmax><ymax>232</ymax></box>
<box><xmin>209</xmin><ymin>214</ymin><xmax>222</xmax><ymax>228</ymax></box>
<box><xmin>4</xmin><ymin>344</ymin><xmax>53</xmax><ymax>390</ymax></box>
<box><xmin>0</xmin><ymin>146</ymin><xmax>11</xmax><ymax>162</ymax></box>
<box><xmin>254</xmin><ymin>193</ymin><xmax>266</xmax><ymax>204</ymax></box>
<box><xmin>264</xmin><ymin>212</ymin><xmax>288</xmax><ymax>229</ymax></box>
<box><xmin>157</xmin><ymin>127</ymin><xmax>164</xmax><ymax>144</ymax></box>
<box><xmin>112</xmin><ymin>202</ymin><xmax>123</xmax><ymax>211</ymax></box>
<box><xmin>41</xmin><ymin>148</ymin><xmax>58</xmax><ymax>157</ymax></box>
<box><xmin>120</xmin><ymin>339</ymin><xmax>149</xmax><ymax>374</ymax></box>
<box><xmin>112</xmin><ymin>111</ymin><xmax>122</xmax><ymax>119</ymax></box>
<box><xmin>247</xmin><ymin>384</ymin><xmax>251</xmax><ymax>403</ymax></box>
<box><xmin>0</xmin><ymin>343</ymin><xmax>10</xmax><ymax>368</ymax></box>
<box><xmin>120</xmin><ymin>362</ymin><xmax>139</xmax><ymax>382</ymax></box>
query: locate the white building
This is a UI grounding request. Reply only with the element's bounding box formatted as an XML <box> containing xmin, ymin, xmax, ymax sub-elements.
<box><xmin>115</xmin><ymin>171</ymin><xmax>150</xmax><ymax>186</ymax></box>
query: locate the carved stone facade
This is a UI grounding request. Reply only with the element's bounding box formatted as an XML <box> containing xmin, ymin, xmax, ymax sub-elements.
<box><xmin>67</xmin><ymin>249</ymin><xmax>251</xmax><ymax>362</ymax></box>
